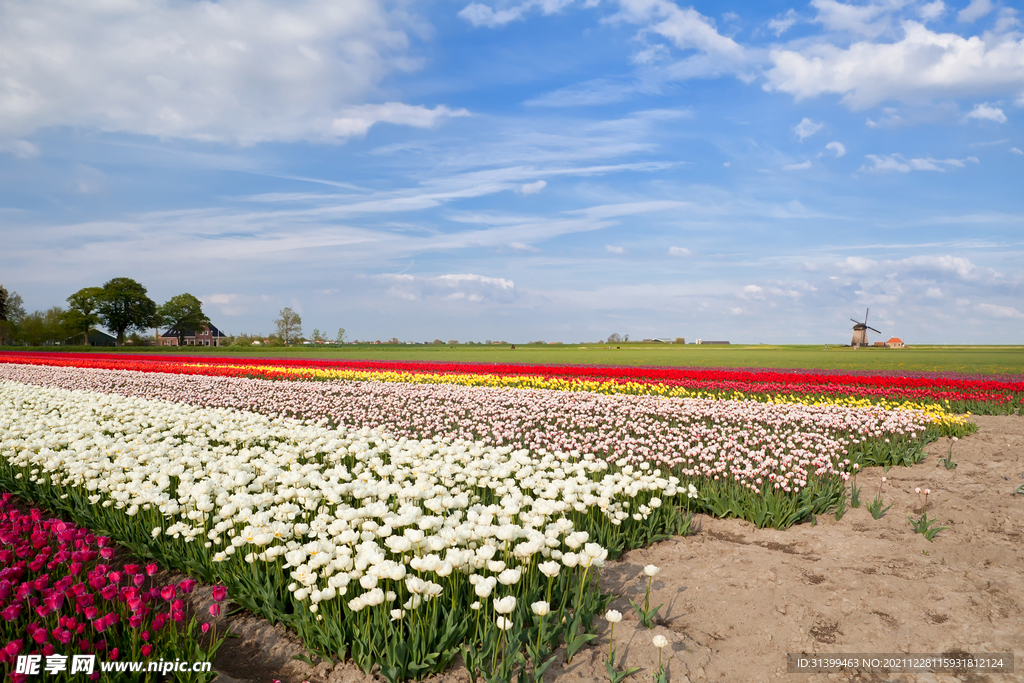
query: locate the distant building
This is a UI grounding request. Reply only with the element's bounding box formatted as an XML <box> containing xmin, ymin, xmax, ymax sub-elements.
<box><xmin>873</xmin><ymin>341</ymin><xmax>886</xmax><ymax>347</ymax></box>
<box><xmin>886</xmin><ymin>337</ymin><xmax>905</xmax><ymax>348</ymax></box>
<box><xmin>160</xmin><ymin>323</ymin><xmax>228</xmax><ymax>347</ymax></box>
<box><xmin>641</xmin><ymin>338</ymin><xmax>675</xmax><ymax>343</ymax></box>
<box><xmin>696</xmin><ymin>340</ymin><xmax>730</xmax><ymax>345</ymax></box>
<box><xmin>84</xmin><ymin>330</ymin><xmax>116</xmax><ymax>347</ymax></box>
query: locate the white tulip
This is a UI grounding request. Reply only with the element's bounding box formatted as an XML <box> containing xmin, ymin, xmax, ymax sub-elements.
<box><xmin>493</xmin><ymin>595</ymin><xmax>516</xmax><ymax>614</ymax></box>
<box><xmin>538</xmin><ymin>561</ymin><xmax>560</xmax><ymax>578</ymax></box>
<box><xmin>498</xmin><ymin>568</ymin><xmax>522</xmax><ymax>586</ymax></box>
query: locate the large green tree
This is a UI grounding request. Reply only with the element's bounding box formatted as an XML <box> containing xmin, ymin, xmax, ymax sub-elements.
<box><xmin>274</xmin><ymin>307</ymin><xmax>302</xmax><ymax>344</ymax></box>
<box><xmin>157</xmin><ymin>293</ymin><xmax>210</xmax><ymax>346</ymax></box>
<box><xmin>65</xmin><ymin>286</ymin><xmax>104</xmax><ymax>345</ymax></box>
<box><xmin>96</xmin><ymin>278</ymin><xmax>157</xmax><ymax>346</ymax></box>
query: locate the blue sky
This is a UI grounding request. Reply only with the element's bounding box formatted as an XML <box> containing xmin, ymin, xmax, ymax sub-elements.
<box><xmin>1</xmin><ymin>0</ymin><xmax>1022</xmax><ymax>344</ymax></box>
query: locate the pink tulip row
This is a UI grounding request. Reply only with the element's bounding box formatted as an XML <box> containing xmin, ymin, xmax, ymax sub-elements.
<box><xmin>0</xmin><ymin>364</ymin><xmax>936</xmax><ymax>494</ymax></box>
<box><xmin>0</xmin><ymin>494</ymin><xmax>227</xmax><ymax>682</ymax></box>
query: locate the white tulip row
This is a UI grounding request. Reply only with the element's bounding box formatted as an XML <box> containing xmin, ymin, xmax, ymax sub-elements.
<box><xmin>0</xmin><ymin>379</ymin><xmax>687</xmax><ymax>618</ymax></box>
<box><xmin>0</xmin><ymin>363</ymin><xmax>938</xmax><ymax>495</ymax></box>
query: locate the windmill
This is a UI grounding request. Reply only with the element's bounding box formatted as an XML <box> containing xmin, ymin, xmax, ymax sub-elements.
<box><xmin>850</xmin><ymin>308</ymin><xmax>880</xmax><ymax>347</ymax></box>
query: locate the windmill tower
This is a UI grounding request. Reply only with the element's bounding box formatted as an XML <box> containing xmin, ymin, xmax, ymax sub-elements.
<box><xmin>850</xmin><ymin>308</ymin><xmax>880</xmax><ymax>347</ymax></box>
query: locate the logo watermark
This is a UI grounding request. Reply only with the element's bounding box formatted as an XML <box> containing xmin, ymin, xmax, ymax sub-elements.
<box><xmin>15</xmin><ymin>654</ymin><xmax>212</xmax><ymax>676</ymax></box>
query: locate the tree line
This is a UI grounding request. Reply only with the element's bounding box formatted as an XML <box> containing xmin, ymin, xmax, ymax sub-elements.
<box><xmin>0</xmin><ymin>278</ymin><xmax>210</xmax><ymax>347</ymax></box>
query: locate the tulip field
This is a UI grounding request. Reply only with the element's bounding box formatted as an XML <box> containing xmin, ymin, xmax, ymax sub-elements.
<box><xmin>1</xmin><ymin>351</ymin><xmax>1022</xmax><ymax>414</ymax></box>
<box><xmin>0</xmin><ymin>352</ymin><xmax>1006</xmax><ymax>681</ymax></box>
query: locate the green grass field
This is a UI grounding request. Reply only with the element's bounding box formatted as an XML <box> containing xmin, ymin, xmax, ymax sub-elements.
<box><xmin>22</xmin><ymin>343</ymin><xmax>1024</xmax><ymax>375</ymax></box>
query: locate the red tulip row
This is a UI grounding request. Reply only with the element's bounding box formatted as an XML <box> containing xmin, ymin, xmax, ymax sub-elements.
<box><xmin>1</xmin><ymin>351</ymin><xmax>1021</xmax><ymax>414</ymax></box>
<box><xmin>0</xmin><ymin>495</ymin><xmax>227</xmax><ymax>682</ymax></box>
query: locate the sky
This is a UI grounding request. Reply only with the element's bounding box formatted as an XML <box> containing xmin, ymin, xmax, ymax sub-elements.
<box><xmin>1</xmin><ymin>0</ymin><xmax>1023</xmax><ymax>344</ymax></box>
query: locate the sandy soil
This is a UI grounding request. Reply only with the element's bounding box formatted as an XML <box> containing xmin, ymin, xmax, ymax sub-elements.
<box><xmin>211</xmin><ymin>415</ymin><xmax>1024</xmax><ymax>683</ymax></box>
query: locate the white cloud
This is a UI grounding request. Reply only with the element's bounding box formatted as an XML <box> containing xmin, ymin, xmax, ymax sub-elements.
<box><xmin>994</xmin><ymin>8</ymin><xmax>1021</xmax><ymax>33</ymax></box>
<box><xmin>74</xmin><ymin>165</ymin><xmax>108</xmax><ymax>195</ymax></box>
<box><xmin>794</xmin><ymin>117</ymin><xmax>825</xmax><ymax>141</ymax></box>
<box><xmin>839</xmin><ymin>256</ymin><xmax>878</xmax><ymax>273</ymax></box>
<box><xmin>508</xmin><ymin>242</ymin><xmax>542</xmax><ymax>252</ymax></box>
<box><xmin>810</xmin><ymin>0</ymin><xmax>890</xmax><ymax>37</ymax></box>
<box><xmin>608</xmin><ymin>0</ymin><xmax>748</xmax><ymax>80</ymax></box>
<box><xmin>331</xmin><ymin>104</ymin><xmax>470</xmax><ymax>138</ymax></box>
<box><xmin>199</xmin><ymin>293</ymin><xmax>269</xmax><ymax>317</ymax></box>
<box><xmin>901</xmin><ymin>254</ymin><xmax>980</xmax><ymax>279</ymax></box>
<box><xmin>765</xmin><ymin>22</ymin><xmax>1024</xmax><ymax>109</ymax></box>
<box><xmin>919</xmin><ymin>1</ymin><xmax>946</xmax><ymax>21</ymax></box>
<box><xmin>0</xmin><ymin>1</ymin><xmax>459</xmax><ymax>145</ymax></box>
<box><xmin>605</xmin><ymin>245</ymin><xmax>626</xmax><ymax>254</ymax></box>
<box><xmin>925</xmin><ymin>286</ymin><xmax>943</xmax><ymax>298</ymax></box>
<box><xmin>525</xmin><ymin>79</ymin><xmax>656</xmax><ymax>107</ymax></box>
<box><xmin>459</xmin><ymin>3</ymin><xmax>525</xmax><ymax>27</ymax></box>
<box><xmin>375</xmin><ymin>273</ymin><xmax>516</xmax><ymax>303</ymax></box>
<box><xmin>729</xmin><ymin>307</ymin><xmax>744</xmax><ymax>314</ymax></box>
<box><xmin>965</xmin><ymin>103</ymin><xmax>1007</xmax><ymax>124</ymax></box>
<box><xmin>1011</xmin><ymin>147</ymin><xmax>1024</xmax><ymax>154</ymax></box>
<box><xmin>783</xmin><ymin>160</ymin><xmax>813</xmax><ymax>170</ymax></box>
<box><xmin>957</xmin><ymin>0</ymin><xmax>994</xmax><ymax>24</ymax></box>
<box><xmin>969</xmin><ymin>138</ymin><xmax>1010</xmax><ymax>147</ymax></box>
<box><xmin>668</xmin><ymin>246</ymin><xmax>691</xmax><ymax>256</ymax></box>
<box><xmin>519</xmin><ymin>180</ymin><xmax>548</xmax><ymax>194</ymax></box>
<box><xmin>768</xmin><ymin>9</ymin><xmax>799</xmax><ymax>36</ymax></box>
<box><xmin>860</xmin><ymin>153</ymin><xmax>979</xmax><ymax>173</ymax></box>
<box><xmin>977</xmin><ymin>302</ymin><xmax>1024</xmax><ymax>318</ymax></box>
<box><xmin>739</xmin><ymin>284</ymin><xmax>764</xmax><ymax>299</ymax></box>
<box><xmin>612</xmin><ymin>0</ymin><xmax>744</xmax><ymax>59</ymax></box>
<box><xmin>825</xmin><ymin>141</ymin><xmax>846</xmax><ymax>157</ymax></box>
<box><xmin>839</xmin><ymin>254</ymin><xmax>982</xmax><ymax>279</ymax></box>
<box><xmin>458</xmin><ymin>0</ymin><xmax>577</xmax><ymax>28</ymax></box>
<box><xmin>0</xmin><ymin>139</ymin><xmax>40</xmax><ymax>159</ymax></box>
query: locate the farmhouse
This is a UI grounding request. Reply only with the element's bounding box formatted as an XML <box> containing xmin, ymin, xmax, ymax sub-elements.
<box><xmin>886</xmin><ymin>337</ymin><xmax>905</xmax><ymax>348</ymax></box>
<box><xmin>92</xmin><ymin>330</ymin><xmax>117</xmax><ymax>346</ymax></box>
<box><xmin>159</xmin><ymin>323</ymin><xmax>228</xmax><ymax>347</ymax></box>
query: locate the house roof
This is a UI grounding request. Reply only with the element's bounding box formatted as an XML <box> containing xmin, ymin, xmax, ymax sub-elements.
<box><xmin>887</xmin><ymin>337</ymin><xmax>903</xmax><ymax>343</ymax></box>
<box><xmin>161</xmin><ymin>323</ymin><xmax>227</xmax><ymax>338</ymax></box>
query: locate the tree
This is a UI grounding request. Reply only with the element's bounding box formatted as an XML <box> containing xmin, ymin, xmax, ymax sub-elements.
<box><xmin>157</xmin><ymin>293</ymin><xmax>210</xmax><ymax>346</ymax></box>
<box><xmin>311</xmin><ymin>328</ymin><xmax>327</xmax><ymax>343</ymax></box>
<box><xmin>336</xmin><ymin>328</ymin><xmax>347</xmax><ymax>343</ymax></box>
<box><xmin>96</xmin><ymin>278</ymin><xmax>157</xmax><ymax>346</ymax></box>
<box><xmin>274</xmin><ymin>307</ymin><xmax>302</xmax><ymax>344</ymax></box>
<box><xmin>607</xmin><ymin>333</ymin><xmax>622</xmax><ymax>343</ymax></box>
<box><xmin>0</xmin><ymin>288</ymin><xmax>25</xmax><ymax>345</ymax></box>
<box><xmin>16</xmin><ymin>307</ymin><xmax>69</xmax><ymax>346</ymax></box>
<box><xmin>0</xmin><ymin>285</ymin><xmax>7</xmax><ymax>345</ymax></box>
<box><xmin>65</xmin><ymin>286</ymin><xmax>104</xmax><ymax>345</ymax></box>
